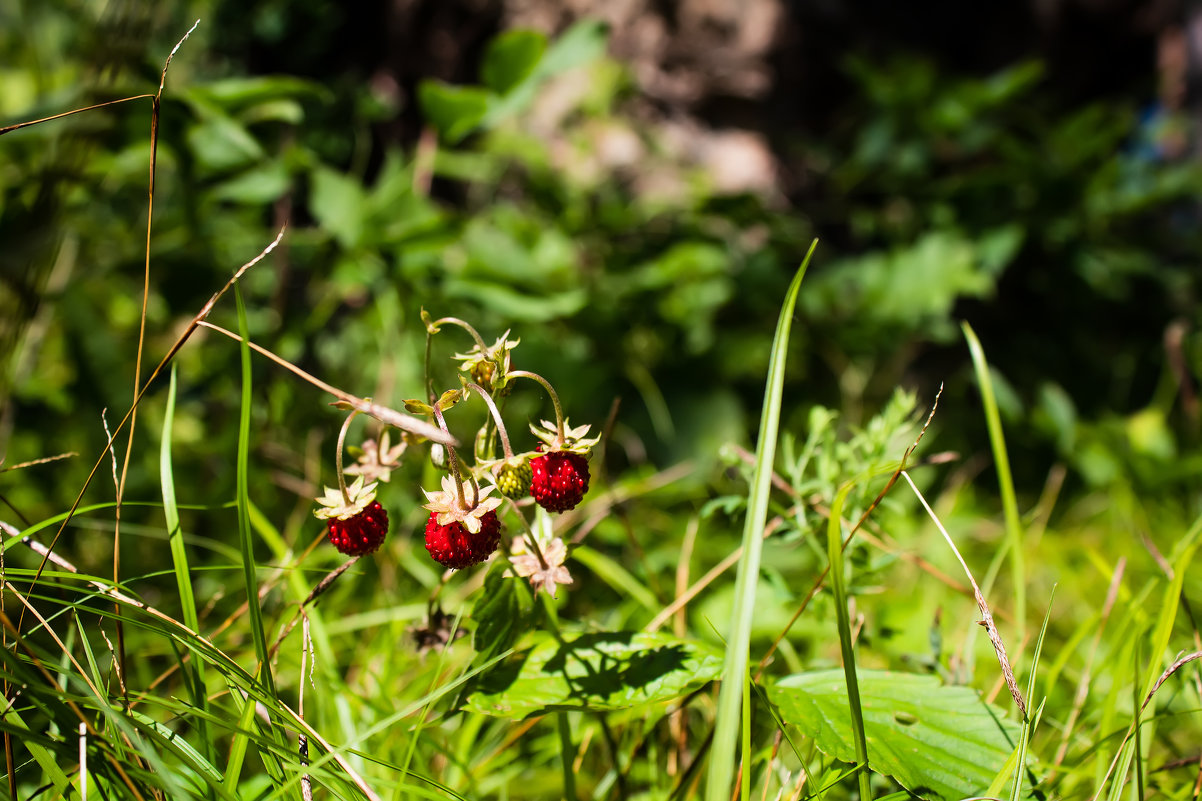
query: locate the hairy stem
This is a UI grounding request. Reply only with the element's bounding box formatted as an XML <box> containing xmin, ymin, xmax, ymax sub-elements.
<box><xmin>334</xmin><ymin>410</ymin><xmax>360</xmax><ymax>505</ymax></box>
<box><xmin>508</xmin><ymin>370</ymin><xmax>565</xmax><ymax>444</ymax></box>
<box><xmin>432</xmin><ymin>316</ymin><xmax>489</xmax><ymax>353</ymax></box>
<box><xmin>467</xmin><ymin>382</ymin><xmax>514</xmax><ymax>458</ymax></box>
<box><xmin>433</xmin><ymin>404</ymin><xmax>467</xmax><ymax>509</ymax></box>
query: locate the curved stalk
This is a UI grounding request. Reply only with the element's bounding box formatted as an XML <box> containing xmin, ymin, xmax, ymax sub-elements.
<box><xmin>467</xmin><ymin>382</ymin><xmax>514</xmax><ymax>459</ymax></box>
<box><xmin>508</xmin><ymin>370</ymin><xmax>565</xmax><ymax>444</ymax></box>
<box><xmin>432</xmin><ymin>316</ymin><xmax>489</xmax><ymax>353</ymax></box>
<box><xmin>334</xmin><ymin>410</ymin><xmax>360</xmax><ymax>505</ymax></box>
<box><xmin>432</xmin><ymin>404</ymin><xmax>467</xmax><ymax>510</ymax></box>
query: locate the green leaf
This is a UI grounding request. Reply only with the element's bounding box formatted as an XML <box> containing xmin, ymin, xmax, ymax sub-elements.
<box><xmin>481</xmin><ymin>30</ymin><xmax>547</xmax><ymax>94</ymax></box>
<box><xmin>472</xmin><ymin>565</ymin><xmax>533</xmax><ymax>655</ymax></box>
<box><xmin>309</xmin><ymin>165</ymin><xmax>366</xmax><ymax>248</ymax></box>
<box><xmin>210</xmin><ymin>160</ymin><xmax>291</xmax><ymax>205</ymax></box>
<box><xmin>186</xmin><ymin>112</ymin><xmax>265</xmax><ymax>172</ymax></box>
<box><xmin>418</xmin><ymin>81</ymin><xmax>492</xmax><ymax>143</ymax></box>
<box><xmin>187</xmin><ymin>75</ymin><xmax>327</xmax><ymax>108</ymax></box>
<box><xmin>444</xmin><ymin>279</ymin><xmax>587</xmax><ymax>321</ymax></box>
<box><xmin>769</xmin><ymin>669</ymin><xmax>1025</xmax><ymax>801</ymax></box>
<box><xmin>538</xmin><ymin>19</ymin><xmax>608</xmax><ymax>77</ymax></box>
<box><xmin>463</xmin><ymin>630</ymin><xmax>722</xmax><ymax>718</ymax></box>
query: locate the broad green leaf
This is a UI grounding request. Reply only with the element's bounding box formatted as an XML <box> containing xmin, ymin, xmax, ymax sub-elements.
<box><xmin>444</xmin><ymin>279</ymin><xmax>587</xmax><ymax>321</ymax></box>
<box><xmin>538</xmin><ymin>18</ymin><xmax>608</xmax><ymax>76</ymax></box>
<box><xmin>210</xmin><ymin>160</ymin><xmax>291</xmax><ymax>204</ymax></box>
<box><xmin>478</xmin><ymin>20</ymin><xmax>608</xmax><ymax>129</ymax></box>
<box><xmin>770</xmin><ymin>669</ymin><xmax>1026</xmax><ymax>801</ymax></box>
<box><xmin>186</xmin><ymin>112</ymin><xmax>264</xmax><ymax>172</ymax></box>
<box><xmin>187</xmin><ymin>75</ymin><xmax>327</xmax><ymax>108</ymax></box>
<box><xmin>481</xmin><ymin>30</ymin><xmax>547</xmax><ymax>94</ymax></box>
<box><xmin>472</xmin><ymin>564</ymin><xmax>534</xmax><ymax>655</ymax></box>
<box><xmin>418</xmin><ymin>81</ymin><xmax>492</xmax><ymax>143</ymax></box>
<box><xmin>464</xmin><ymin>630</ymin><xmax>722</xmax><ymax>718</ymax></box>
<box><xmin>310</xmin><ymin>165</ymin><xmax>366</xmax><ymax>248</ymax></box>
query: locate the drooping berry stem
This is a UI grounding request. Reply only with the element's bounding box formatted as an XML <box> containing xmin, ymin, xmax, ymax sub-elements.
<box><xmin>334</xmin><ymin>409</ymin><xmax>361</xmax><ymax>505</ymax></box>
<box><xmin>423</xmin><ymin>315</ymin><xmax>489</xmax><ymax>404</ymax></box>
<box><xmin>508</xmin><ymin>370</ymin><xmax>566</xmax><ymax>445</ymax></box>
<box><xmin>467</xmin><ymin>381</ymin><xmax>514</xmax><ymax>459</ymax></box>
<box><xmin>198</xmin><ymin>321</ymin><xmax>454</xmax><ymax>445</ymax></box>
<box><xmin>432</xmin><ymin>316</ymin><xmax>489</xmax><ymax>354</ymax></box>
<box><xmin>432</xmin><ymin>403</ymin><xmax>468</xmax><ymax>510</ymax></box>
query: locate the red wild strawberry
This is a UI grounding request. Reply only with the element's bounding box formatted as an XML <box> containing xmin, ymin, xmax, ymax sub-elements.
<box><xmin>421</xmin><ymin>475</ymin><xmax>505</xmax><ymax>569</ymax></box>
<box><xmin>424</xmin><ymin>510</ymin><xmax>501</xmax><ymax>569</ymax></box>
<box><xmin>325</xmin><ymin>501</ymin><xmax>389</xmax><ymax>556</ymax></box>
<box><xmin>531</xmin><ymin>450</ymin><xmax>590</xmax><ymax>513</ymax></box>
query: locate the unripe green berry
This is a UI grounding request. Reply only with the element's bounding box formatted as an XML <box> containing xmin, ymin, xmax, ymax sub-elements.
<box><xmin>495</xmin><ymin>460</ymin><xmax>532</xmax><ymax>499</ymax></box>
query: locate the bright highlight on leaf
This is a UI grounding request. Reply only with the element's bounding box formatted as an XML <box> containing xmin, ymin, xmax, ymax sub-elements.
<box><xmin>464</xmin><ymin>630</ymin><xmax>723</xmax><ymax>718</ymax></box>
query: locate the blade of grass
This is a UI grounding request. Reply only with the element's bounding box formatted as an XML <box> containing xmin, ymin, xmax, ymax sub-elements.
<box><xmin>0</xmin><ymin>706</ymin><xmax>72</xmax><ymax>793</ymax></box>
<box><xmin>572</xmin><ymin>545</ymin><xmax>660</xmax><ymax>613</ymax></box>
<box><xmin>161</xmin><ymin>364</ymin><xmax>214</xmax><ymax>774</ymax></box>
<box><xmin>224</xmin><ymin>684</ymin><xmax>259</xmax><ymax>788</ymax></box>
<box><xmin>1132</xmin><ymin>644</ymin><xmax>1144</xmax><ymax>801</ymax></box>
<box><xmin>962</xmin><ymin>321</ymin><xmax>1025</xmax><ymax>641</ymax></box>
<box><xmin>232</xmin><ymin>287</ymin><xmax>290</xmax><ymax>793</ymax></box>
<box><xmin>826</xmin><ymin>482</ymin><xmax>872</xmax><ymax>801</ymax></box>
<box><xmin>706</xmin><ymin>240</ymin><xmax>816</xmax><ymax>801</ymax></box>
<box><xmin>235</xmin><ymin>287</ymin><xmax>272</xmax><ymax>686</ymax></box>
<box><xmin>1101</xmin><ymin>521</ymin><xmax>1202</xmax><ymax>801</ymax></box>
<box><xmin>1009</xmin><ymin>589</ymin><xmax>1054</xmax><ymax>801</ymax></box>
<box><xmin>742</xmin><ymin>667</ymin><xmax>751</xmax><ymax>801</ymax></box>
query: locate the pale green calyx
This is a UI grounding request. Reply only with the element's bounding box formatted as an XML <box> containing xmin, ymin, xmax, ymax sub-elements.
<box><xmin>313</xmin><ymin>476</ymin><xmax>378</xmax><ymax>520</ymax></box>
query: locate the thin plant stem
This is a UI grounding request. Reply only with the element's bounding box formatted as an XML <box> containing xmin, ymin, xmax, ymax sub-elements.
<box><xmin>501</xmin><ymin>499</ymin><xmax>551</xmax><ymax>572</ymax></box>
<box><xmin>508</xmin><ymin>370</ymin><xmax>565</xmax><ymax>442</ymax></box>
<box><xmin>431</xmin><ymin>316</ymin><xmax>489</xmax><ymax>353</ymax></box>
<box><xmin>113</xmin><ymin>15</ymin><xmax>202</xmax><ymax>710</ymax></box>
<box><xmin>433</xmin><ymin>404</ymin><xmax>466</xmax><ymax>509</ymax></box>
<box><xmin>334</xmin><ymin>410</ymin><xmax>361</xmax><ymax>505</ymax></box>
<box><xmin>432</xmin><ymin>403</ymin><xmax>477</xmax><ymax>509</ymax></box>
<box><xmin>0</xmin><ymin>94</ymin><xmax>155</xmax><ymax>136</ymax></box>
<box><xmin>467</xmin><ymin>382</ymin><xmax>514</xmax><ymax>458</ymax></box>
<box><xmin>197</xmin><ymin>322</ymin><xmax>452</xmax><ymax>445</ymax></box>
<box><xmin>901</xmin><ymin>470</ymin><xmax>1027</xmax><ymax>717</ymax></box>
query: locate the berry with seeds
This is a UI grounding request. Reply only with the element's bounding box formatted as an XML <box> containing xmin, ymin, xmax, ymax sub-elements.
<box><xmin>424</xmin><ymin>510</ymin><xmax>501</xmax><ymax>569</ymax></box>
<box><xmin>325</xmin><ymin>502</ymin><xmax>389</xmax><ymax>556</ymax></box>
<box><xmin>421</xmin><ymin>474</ymin><xmax>504</xmax><ymax>569</ymax></box>
<box><xmin>313</xmin><ymin>476</ymin><xmax>388</xmax><ymax>557</ymax></box>
<box><xmin>531</xmin><ymin>450</ymin><xmax>590</xmax><ymax>513</ymax></box>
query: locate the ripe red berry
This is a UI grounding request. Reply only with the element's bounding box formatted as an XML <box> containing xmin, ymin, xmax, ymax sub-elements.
<box><xmin>325</xmin><ymin>501</ymin><xmax>389</xmax><ymax>556</ymax></box>
<box><xmin>424</xmin><ymin>510</ymin><xmax>501</xmax><ymax>569</ymax></box>
<box><xmin>531</xmin><ymin>450</ymin><xmax>590</xmax><ymax>513</ymax></box>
